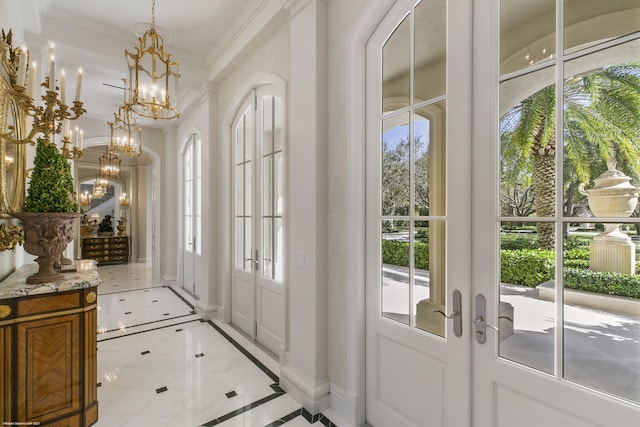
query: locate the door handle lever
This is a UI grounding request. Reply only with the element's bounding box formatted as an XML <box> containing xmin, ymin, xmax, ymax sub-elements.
<box><xmin>474</xmin><ymin>294</ymin><xmax>514</xmax><ymax>343</ymax></box>
<box><xmin>432</xmin><ymin>289</ymin><xmax>462</xmax><ymax>337</ymax></box>
<box><xmin>433</xmin><ymin>310</ymin><xmax>459</xmax><ymax>319</ymax></box>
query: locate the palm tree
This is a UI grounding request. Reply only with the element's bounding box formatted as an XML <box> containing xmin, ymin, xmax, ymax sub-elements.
<box><xmin>501</xmin><ymin>63</ymin><xmax>640</xmax><ymax>249</ymax></box>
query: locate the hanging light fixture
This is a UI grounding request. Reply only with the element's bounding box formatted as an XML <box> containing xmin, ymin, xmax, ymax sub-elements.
<box><xmin>125</xmin><ymin>0</ymin><xmax>180</xmax><ymax>120</ymax></box>
<box><xmin>110</xmin><ymin>79</ymin><xmax>143</xmax><ymax>157</ymax></box>
<box><xmin>99</xmin><ymin>149</ymin><xmax>121</xmax><ymax>180</ymax></box>
<box><xmin>92</xmin><ymin>174</ymin><xmax>107</xmax><ymax>199</ymax></box>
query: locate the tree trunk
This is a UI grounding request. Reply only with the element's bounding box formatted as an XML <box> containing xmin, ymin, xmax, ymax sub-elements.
<box><xmin>533</xmin><ymin>153</ymin><xmax>556</xmax><ymax>249</ymax></box>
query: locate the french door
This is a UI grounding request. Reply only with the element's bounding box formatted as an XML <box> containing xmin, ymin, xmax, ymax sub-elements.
<box><xmin>231</xmin><ymin>87</ymin><xmax>284</xmax><ymax>356</ymax></box>
<box><xmin>365</xmin><ymin>0</ymin><xmax>471</xmax><ymax>425</ymax></box>
<box><xmin>366</xmin><ymin>0</ymin><xmax>640</xmax><ymax>426</ymax></box>
<box><xmin>183</xmin><ymin>133</ymin><xmax>201</xmax><ymax>297</ymax></box>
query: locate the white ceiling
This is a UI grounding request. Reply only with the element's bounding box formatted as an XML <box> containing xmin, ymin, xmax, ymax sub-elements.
<box><xmin>17</xmin><ymin>0</ymin><xmax>266</xmax><ymax>126</ymax></box>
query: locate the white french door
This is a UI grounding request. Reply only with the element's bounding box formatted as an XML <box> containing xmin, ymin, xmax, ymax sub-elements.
<box><xmin>471</xmin><ymin>1</ymin><xmax>640</xmax><ymax>426</ymax></box>
<box><xmin>365</xmin><ymin>0</ymin><xmax>471</xmax><ymax>425</ymax></box>
<box><xmin>366</xmin><ymin>0</ymin><xmax>640</xmax><ymax>426</ymax></box>
<box><xmin>231</xmin><ymin>87</ymin><xmax>284</xmax><ymax>356</ymax></box>
<box><xmin>183</xmin><ymin>133</ymin><xmax>201</xmax><ymax>297</ymax></box>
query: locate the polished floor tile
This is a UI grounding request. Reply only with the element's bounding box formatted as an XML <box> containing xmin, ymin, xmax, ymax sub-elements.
<box><xmin>94</xmin><ymin>263</ymin><xmax>338</xmax><ymax>427</ymax></box>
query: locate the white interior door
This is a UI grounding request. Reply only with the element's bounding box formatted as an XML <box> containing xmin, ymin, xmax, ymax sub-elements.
<box><xmin>365</xmin><ymin>1</ymin><xmax>471</xmax><ymax>425</ymax></box>
<box><xmin>183</xmin><ymin>134</ymin><xmax>201</xmax><ymax>297</ymax></box>
<box><xmin>232</xmin><ymin>89</ymin><xmax>285</xmax><ymax>355</ymax></box>
<box><xmin>232</xmin><ymin>101</ymin><xmax>257</xmax><ymax>338</ymax></box>
<box><xmin>472</xmin><ymin>1</ymin><xmax>640</xmax><ymax>426</ymax></box>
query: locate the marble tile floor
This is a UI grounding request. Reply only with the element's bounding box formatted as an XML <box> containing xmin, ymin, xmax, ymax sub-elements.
<box><xmin>95</xmin><ymin>263</ymin><xmax>341</xmax><ymax>427</ymax></box>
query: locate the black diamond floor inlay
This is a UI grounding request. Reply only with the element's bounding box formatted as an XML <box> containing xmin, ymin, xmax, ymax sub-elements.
<box><xmin>141</xmin><ymin>350</ymin><xmax>150</xmax><ymax>355</ymax></box>
<box><xmin>125</xmin><ymin>312</ymin><xmax>132</xmax><ymax>315</ymax></box>
<box><xmin>119</xmin><ymin>299</ymin><xmax>125</xmax><ymax>301</ymax></box>
<box><xmin>156</xmin><ymin>386</ymin><xmax>168</xmax><ymax>394</ymax></box>
<box><xmin>195</xmin><ymin>353</ymin><xmax>205</xmax><ymax>358</ymax></box>
<box><xmin>152</xmin><ymin>300</ymin><xmax>158</xmax><ymax>303</ymax></box>
<box><xmin>225</xmin><ymin>391</ymin><xmax>237</xmax><ymax>399</ymax></box>
<box><xmin>175</xmin><ymin>328</ymin><xmax>183</xmax><ymax>332</ymax></box>
<box><xmin>97</xmin><ymin>382</ymin><xmax>102</xmax><ymax>388</ymax></box>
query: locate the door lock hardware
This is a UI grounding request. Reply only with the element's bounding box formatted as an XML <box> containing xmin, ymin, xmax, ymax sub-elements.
<box><xmin>474</xmin><ymin>294</ymin><xmax>514</xmax><ymax>344</ymax></box>
<box><xmin>432</xmin><ymin>289</ymin><xmax>462</xmax><ymax>337</ymax></box>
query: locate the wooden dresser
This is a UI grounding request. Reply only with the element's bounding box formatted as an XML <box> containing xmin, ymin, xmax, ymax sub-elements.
<box><xmin>81</xmin><ymin>235</ymin><xmax>129</xmax><ymax>265</ymax></box>
<box><xmin>0</xmin><ymin>262</ymin><xmax>101</xmax><ymax>426</ymax></box>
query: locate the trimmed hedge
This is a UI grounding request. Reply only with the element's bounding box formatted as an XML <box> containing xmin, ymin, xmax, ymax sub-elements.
<box><xmin>383</xmin><ymin>239</ymin><xmax>640</xmax><ymax>299</ymax></box>
<box><xmin>500</xmin><ymin>249</ymin><xmax>555</xmax><ymax>287</ymax></box>
<box><xmin>564</xmin><ymin>268</ymin><xmax>640</xmax><ymax>299</ymax></box>
<box><xmin>381</xmin><ymin>240</ymin><xmax>429</xmax><ymax>270</ymax></box>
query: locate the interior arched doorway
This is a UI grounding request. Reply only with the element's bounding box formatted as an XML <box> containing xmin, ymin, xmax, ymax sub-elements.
<box><xmin>73</xmin><ymin>137</ymin><xmax>159</xmax><ymax>281</ymax></box>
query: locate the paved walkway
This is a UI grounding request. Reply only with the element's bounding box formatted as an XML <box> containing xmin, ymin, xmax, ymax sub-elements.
<box><xmin>382</xmin><ymin>265</ymin><xmax>640</xmax><ymax>404</ymax></box>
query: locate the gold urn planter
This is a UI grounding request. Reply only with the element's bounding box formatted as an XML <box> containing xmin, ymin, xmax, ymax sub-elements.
<box><xmin>12</xmin><ymin>211</ymin><xmax>80</xmax><ymax>284</ymax></box>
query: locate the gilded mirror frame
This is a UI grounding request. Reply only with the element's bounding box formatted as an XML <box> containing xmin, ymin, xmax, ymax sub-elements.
<box><xmin>0</xmin><ymin>31</ymin><xmax>27</xmax><ymax>216</ymax></box>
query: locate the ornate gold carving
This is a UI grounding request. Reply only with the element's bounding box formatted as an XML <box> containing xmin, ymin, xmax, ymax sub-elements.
<box><xmin>0</xmin><ymin>304</ymin><xmax>11</xmax><ymax>318</ymax></box>
<box><xmin>86</xmin><ymin>291</ymin><xmax>97</xmax><ymax>304</ymax></box>
<box><xmin>0</xmin><ymin>222</ymin><xmax>23</xmax><ymax>250</ymax></box>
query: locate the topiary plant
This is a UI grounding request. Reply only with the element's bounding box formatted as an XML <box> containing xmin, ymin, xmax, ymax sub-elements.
<box><xmin>23</xmin><ymin>138</ymin><xmax>78</xmax><ymax>213</ymax></box>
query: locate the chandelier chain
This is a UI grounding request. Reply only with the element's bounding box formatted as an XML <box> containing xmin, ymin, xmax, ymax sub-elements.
<box><xmin>151</xmin><ymin>0</ymin><xmax>156</xmax><ymax>26</ymax></box>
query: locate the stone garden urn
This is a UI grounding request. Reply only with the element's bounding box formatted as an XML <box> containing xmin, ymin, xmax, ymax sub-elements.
<box><xmin>12</xmin><ymin>212</ymin><xmax>80</xmax><ymax>284</ymax></box>
<box><xmin>578</xmin><ymin>159</ymin><xmax>640</xmax><ymax>274</ymax></box>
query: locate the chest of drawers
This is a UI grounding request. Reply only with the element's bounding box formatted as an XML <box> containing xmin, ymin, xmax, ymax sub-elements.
<box><xmin>81</xmin><ymin>236</ymin><xmax>129</xmax><ymax>265</ymax></box>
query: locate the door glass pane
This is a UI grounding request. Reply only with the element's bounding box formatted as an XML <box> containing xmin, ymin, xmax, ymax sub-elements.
<box><xmin>563</xmin><ymin>221</ymin><xmax>640</xmax><ymax>404</ymax></box>
<box><xmin>414</xmin><ymin>102</ymin><xmax>446</xmax><ymax>217</ymax></box>
<box><xmin>235</xmin><ymin>165</ymin><xmax>244</xmax><ymax>216</ymax></box>
<box><xmin>244</xmin><ymin>109</ymin><xmax>253</xmax><ymax>162</ymax></box>
<box><xmin>274</xmin><ymin>217</ymin><xmax>283</xmax><ymax>282</ymax></box>
<box><xmin>500</xmin><ymin>0</ymin><xmax>555</xmax><ymax>76</ymax></box>
<box><xmin>564</xmin><ymin>0</ymin><xmax>640</xmax><ymax>55</ymax></box>
<box><xmin>414</xmin><ymin>0</ymin><xmax>446</xmax><ymax>103</ymax></box>
<box><xmin>382</xmin><ymin>220</ymin><xmax>410</xmax><ymax>325</ymax></box>
<box><xmin>235</xmin><ymin>218</ymin><xmax>244</xmax><ymax>270</ymax></box>
<box><xmin>274</xmin><ymin>97</ymin><xmax>283</xmax><ymax>151</ymax></box>
<box><xmin>383</xmin><ymin>13</ymin><xmax>410</xmax><ymax>113</ymax></box>
<box><xmin>415</xmin><ymin>220</ymin><xmax>446</xmax><ymax>338</ymax></box>
<box><xmin>500</xmin><ymin>67</ymin><xmax>557</xmax><ymax>230</ymax></box>
<box><xmin>263</xmin><ymin>155</ymin><xmax>273</xmax><ymax>216</ymax></box>
<box><xmin>275</xmin><ymin>151</ymin><xmax>283</xmax><ymax>216</ymax></box>
<box><xmin>236</xmin><ymin>115</ymin><xmax>245</xmax><ymax>163</ymax></box>
<box><xmin>263</xmin><ymin>96</ymin><xmax>274</xmax><ymax>156</ymax></box>
<box><xmin>263</xmin><ymin>218</ymin><xmax>273</xmax><ymax>278</ymax></box>
<box><xmin>382</xmin><ymin>114</ymin><xmax>410</xmax><ymax>217</ymax></box>
<box><xmin>499</xmin><ymin>221</ymin><xmax>555</xmax><ymax>375</ymax></box>
<box><xmin>245</xmin><ymin>160</ymin><xmax>252</xmax><ymax>216</ymax></box>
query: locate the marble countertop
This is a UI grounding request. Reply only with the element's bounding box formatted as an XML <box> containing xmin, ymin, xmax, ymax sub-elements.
<box><xmin>0</xmin><ymin>260</ymin><xmax>102</xmax><ymax>299</ymax></box>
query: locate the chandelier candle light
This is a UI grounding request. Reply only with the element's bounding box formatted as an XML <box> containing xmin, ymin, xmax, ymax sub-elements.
<box><xmin>2</xmin><ymin>39</ymin><xmax>85</xmax><ymax>155</ymax></box>
<box><xmin>109</xmin><ymin>79</ymin><xmax>143</xmax><ymax>157</ymax></box>
<box><xmin>125</xmin><ymin>0</ymin><xmax>180</xmax><ymax>120</ymax></box>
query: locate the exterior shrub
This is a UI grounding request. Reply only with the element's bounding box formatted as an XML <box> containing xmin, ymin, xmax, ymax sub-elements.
<box><xmin>381</xmin><ymin>240</ymin><xmax>429</xmax><ymax>270</ymax></box>
<box><xmin>564</xmin><ymin>268</ymin><xmax>640</xmax><ymax>299</ymax></box>
<box><xmin>500</xmin><ymin>249</ymin><xmax>555</xmax><ymax>287</ymax></box>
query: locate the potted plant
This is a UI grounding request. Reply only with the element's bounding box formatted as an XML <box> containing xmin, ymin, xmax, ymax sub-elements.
<box><xmin>12</xmin><ymin>138</ymin><xmax>80</xmax><ymax>284</ymax></box>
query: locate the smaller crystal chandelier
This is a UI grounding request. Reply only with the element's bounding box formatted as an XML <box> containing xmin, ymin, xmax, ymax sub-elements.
<box><xmin>79</xmin><ymin>190</ymin><xmax>92</xmax><ymax>209</ymax></box>
<box><xmin>99</xmin><ymin>149</ymin><xmax>121</xmax><ymax>180</ymax></box>
<box><xmin>92</xmin><ymin>174</ymin><xmax>107</xmax><ymax>199</ymax></box>
<box><xmin>119</xmin><ymin>192</ymin><xmax>130</xmax><ymax>209</ymax></box>
<box><xmin>110</xmin><ymin>79</ymin><xmax>143</xmax><ymax>157</ymax></box>
<box><xmin>125</xmin><ymin>0</ymin><xmax>180</xmax><ymax>120</ymax></box>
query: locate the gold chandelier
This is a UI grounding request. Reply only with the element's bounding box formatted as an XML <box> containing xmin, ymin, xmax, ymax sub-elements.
<box><xmin>92</xmin><ymin>174</ymin><xmax>107</xmax><ymax>199</ymax></box>
<box><xmin>99</xmin><ymin>149</ymin><xmax>121</xmax><ymax>180</ymax></box>
<box><xmin>109</xmin><ymin>79</ymin><xmax>143</xmax><ymax>157</ymax></box>
<box><xmin>124</xmin><ymin>0</ymin><xmax>180</xmax><ymax>120</ymax></box>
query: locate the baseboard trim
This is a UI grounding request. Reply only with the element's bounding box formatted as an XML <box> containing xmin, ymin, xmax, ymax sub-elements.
<box><xmin>329</xmin><ymin>384</ymin><xmax>360</xmax><ymax>427</ymax></box>
<box><xmin>280</xmin><ymin>364</ymin><xmax>330</xmax><ymax>414</ymax></box>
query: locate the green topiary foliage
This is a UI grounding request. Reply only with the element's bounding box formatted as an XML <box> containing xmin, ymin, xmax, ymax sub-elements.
<box><xmin>23</xmin><ymin>138</ymin><xmax>78</xmax><ymax>213</ymax></box>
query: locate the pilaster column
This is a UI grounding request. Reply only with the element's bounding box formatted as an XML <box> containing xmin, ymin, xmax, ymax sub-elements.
<box><xmin>280</xmin><ymin>0</ymin><xmax>330</xmax><ymax>414</ymax></box>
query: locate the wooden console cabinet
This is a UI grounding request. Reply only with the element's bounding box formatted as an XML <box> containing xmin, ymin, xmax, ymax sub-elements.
<box><xmin>0</xmin><ymin>263</ymin><xmax>101</xmax><ymax>426</ymax></box>
<box><xmin>82</xmin><ymin>235</ymin><xmax>129</xmax><ymax>265</ymax></box>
